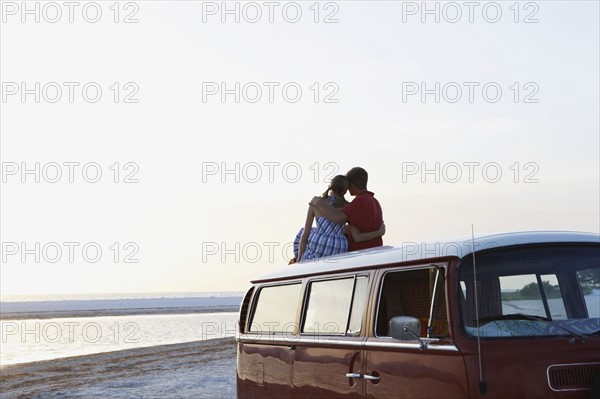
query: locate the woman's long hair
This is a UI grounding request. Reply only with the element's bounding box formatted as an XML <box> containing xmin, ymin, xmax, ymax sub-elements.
<box><xmin>321</xmin><ymin>175</ymin><xmax>349</xmax><ymax>208</ymax></box>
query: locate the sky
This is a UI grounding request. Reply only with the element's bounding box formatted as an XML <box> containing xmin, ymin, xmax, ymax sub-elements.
<box><xmin>1</xmin><ymin>0</ymin><xmax>599</xmax><ymax>298</ymax></box>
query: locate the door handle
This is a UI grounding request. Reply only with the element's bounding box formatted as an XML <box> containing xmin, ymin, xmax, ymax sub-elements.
<box><xmin>345</xmin><ymin>373</ymin><xmax>361</xmax><ymax>379</ymax></box>
<box><xmin>364</xmin><ymin>374</ymin><xmax>381</xmax><ymax>382</ymax></box>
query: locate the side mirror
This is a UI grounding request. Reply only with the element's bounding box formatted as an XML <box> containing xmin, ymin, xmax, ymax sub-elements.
<box><xmin>390</xmin><ymin>316</ymin><xmax>426</xmax><ymax>349</ymax></box>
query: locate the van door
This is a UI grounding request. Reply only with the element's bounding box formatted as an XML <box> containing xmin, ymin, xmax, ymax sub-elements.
<box><xmin>292</xmin><ymin>275</ymin><xmax>370</xmax><ymax>399</ymax></box>
<box><xmin>364</xmin><ymin>266</ymin><xmax>469</xmax><ymax>399</ymax></box>
<box><xmin>238</xmin><ymin>282</ymin><xmax>303</xmax><ymax>399</ymax></box>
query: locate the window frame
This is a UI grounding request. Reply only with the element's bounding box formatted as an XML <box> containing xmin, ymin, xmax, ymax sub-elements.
<box><xmin>299</xmin><ymin>273</ymin><xmax>370</xmax><ymax>337</ymax></box>
<box><xmin>247</xmin><ymin>280</ymin><xmax>303</xmax><ymax>335</ymax></box>
<box><xmin>374</xmin><ymin>264</ymin><xmax>448</xmax><ymax>339</ymax></box>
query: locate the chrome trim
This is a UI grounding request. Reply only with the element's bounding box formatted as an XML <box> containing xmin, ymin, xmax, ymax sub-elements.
<box><xmin>237</xmin><ymin>334</ymin><xmax>459</xmax><ymax>352</ymax></box>
<box><xmin>364</xmin><ymin>374</ymin><xmax>381</xmax><ymax>382</ymax></box>
<box><xmin>346</xmin><ymin>275</ymin><xmax>358</xmax><ymax>335</ymax></box>
<box><xmin>237</xmin><ymin>334</ymin><xmax>365</xmax><ymax>348</ymax></box>
<box><xmin>428</xmin><ymin>267</ymin><xmax>441</xmax><ymax>337</ymax></box>
<box><xmin>365</xmin><ymin>340</ymin><xmax>459</xmax><ymax>352</ymax></box>
<box><xmin>546</xmin><ymin>362</ymin><xmax>600</xmax><ymax>392</ymax></box>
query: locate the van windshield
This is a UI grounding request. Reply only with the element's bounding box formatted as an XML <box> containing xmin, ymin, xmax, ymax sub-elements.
<box><xmin>457</xmin><ymin>244</ymin><xmax>600</xmax><ymax>339</ymax></box>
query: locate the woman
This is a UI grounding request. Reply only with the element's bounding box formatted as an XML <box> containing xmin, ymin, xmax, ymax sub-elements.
<box><xmin>293</xmin><ymin>175</ymin><xmax>385</xmax><ymax>262</ymax></box>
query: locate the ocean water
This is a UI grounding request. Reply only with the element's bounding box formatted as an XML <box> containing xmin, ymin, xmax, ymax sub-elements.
<box><xmin>503</xmin><ymin>293</ymin><xmax>600</xmax><ymax>319</ymax></box>
<box><xmin>0</xmin><ymin>291</ymin><xmax>244</xmax><ymax>315</ymax></box>
<box><xmin>1</xmin><ymin>312</ymin><xmax>239</xmax><ymax>366</ymax></box>
<box><xmin>0</xmin><ymin>293</ymin><xmax>242</xmax><ymax>366</ymax></box>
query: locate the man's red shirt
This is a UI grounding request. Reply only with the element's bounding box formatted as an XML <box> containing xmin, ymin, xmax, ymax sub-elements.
<box><xmin>342</xmin><ymin>191</ymin><xmax>383</xmax><ymax>251</ymax></box>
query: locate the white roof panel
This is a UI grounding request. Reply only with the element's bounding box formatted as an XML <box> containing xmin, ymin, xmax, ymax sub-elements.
<box><xmin>253</xmin><ymin>231</ymin><xmax>600</xmax><ymax>283</ymax></box>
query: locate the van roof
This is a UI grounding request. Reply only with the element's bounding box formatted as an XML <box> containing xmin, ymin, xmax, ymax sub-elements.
<box><xmin>253</xmin><ymin>231</ymin><xmax>600</xmax><ymax>283</ymax></box>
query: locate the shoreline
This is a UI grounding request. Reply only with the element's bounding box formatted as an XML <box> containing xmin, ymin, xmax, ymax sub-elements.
<box><xmin>0</xmin><ymin>337</ymin><xmax>237</xmax><ymax>399</ymax></box>
<box><xmin>0</xmin><ymin>305</ymin><xmax>240</xmax><ymax>320</ymax></box>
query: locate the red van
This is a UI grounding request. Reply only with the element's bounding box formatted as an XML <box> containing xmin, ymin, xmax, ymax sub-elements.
<box><xmin>236</xmin><ymin>231</ymin><xmax>600</xmax><ymax>398</ymax></box>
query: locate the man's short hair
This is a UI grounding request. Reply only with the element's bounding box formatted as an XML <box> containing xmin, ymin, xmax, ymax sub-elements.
<box><xmin>346</xmin><ymin>167</ymin><xmax>368</xmax><ymax>190</ymax></box>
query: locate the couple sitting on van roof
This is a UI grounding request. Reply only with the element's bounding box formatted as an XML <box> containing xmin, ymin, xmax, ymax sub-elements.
<box><xmin>292</xmin><ymin>167</ymin><xmax>385</xmax><ymax>263</ymax></box>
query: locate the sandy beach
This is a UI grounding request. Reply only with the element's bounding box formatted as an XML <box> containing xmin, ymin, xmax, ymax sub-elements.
<box><xmin>0</xmin><ymin>338</ymin><xmax>237</xmax><ymax>399</ymax></box>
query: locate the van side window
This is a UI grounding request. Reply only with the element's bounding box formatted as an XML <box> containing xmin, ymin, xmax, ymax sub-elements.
<box><xmin>249</xmin><ymin>283</ymin><xmax>302</xmax><ymax>334</ymax></box>
<box><xmin>302</xmin><ymin>276</ymin><xmax>369</xmax><ymax>336</ymax></box>
<box><xmin>375</xmin><ymin>268</ymin><xmax>448</xmax><ymax>338</ymax></box>
<box><xmin>348</xmin><ymin>276</ymin><xmax>369</xmax><ymax>334</ymax></box>
<box><xmin>239</xmin><ymin>287</ymin><xmax>255</xmax><ymax>333</ymax></box>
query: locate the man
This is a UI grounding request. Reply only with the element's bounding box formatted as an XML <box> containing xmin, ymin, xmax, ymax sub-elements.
<box><xmin>310</xmin><ymin>167</ymin><xmax>383</xmax><ymax>251</ymax></box>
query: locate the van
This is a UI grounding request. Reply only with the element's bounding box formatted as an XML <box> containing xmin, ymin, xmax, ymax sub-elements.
<box><xmin>236</xmin><ymin>231</ymin><xmax>600</xmax><ymax>398</ymax></box>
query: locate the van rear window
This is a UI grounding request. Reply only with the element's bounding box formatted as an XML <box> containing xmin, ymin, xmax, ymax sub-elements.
<box><xmin>249</xmin><ymin>283</ymin><xmax>302</xmax><ymax>334</ymax></box>
<box><xmin>458</xmin><ymin>244</ymin><xmax>600</xmax><ymax>338</ymax></box>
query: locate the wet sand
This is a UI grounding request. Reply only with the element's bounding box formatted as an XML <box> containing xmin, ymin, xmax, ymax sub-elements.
<box><xmin>0</xmin><ymin>338</ymin><xmax>237</xmax><ymax>399</ymax></box>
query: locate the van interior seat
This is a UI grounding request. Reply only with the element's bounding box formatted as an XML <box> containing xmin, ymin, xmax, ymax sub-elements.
<box><xmin>377</xmin><ymin>270</ymin><xmax>449</xmax><ymax>338</ymax></box>
<box><xmin>378</xmin><ymin>276</ymin><xmax>431</xmax><ymax>337</ymax></box>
